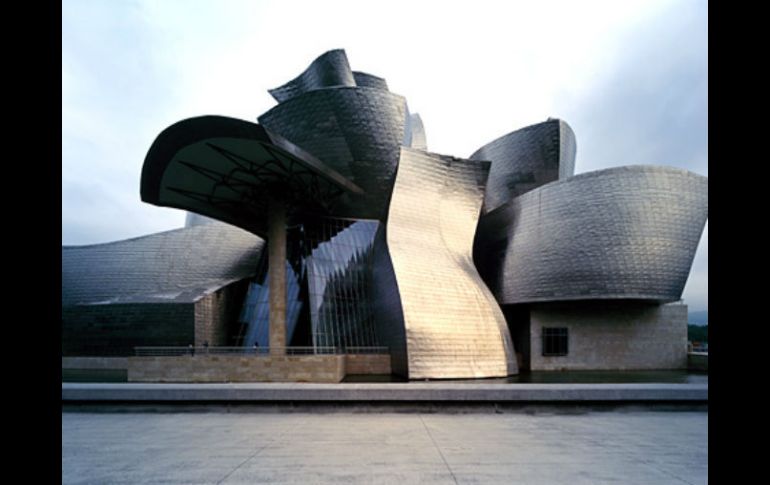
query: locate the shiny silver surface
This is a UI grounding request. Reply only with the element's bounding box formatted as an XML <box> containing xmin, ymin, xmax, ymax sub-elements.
<box><xmin>268</xmin><ymin>49</ymin><xmax>356</xmax><ymax>103</ymax></box>
<box><xmin>184</xmin><ymin>212</ymin><xmax>219</xmax><ymax>227</ymax></box>
<box><xmin>352</xmin><ymin>71</ymin><xmax>389</xmax><ymax>91</ymax></box>
<box><xmin>370</xmin><ymin>225</ymin><xmax>408</xmax><ymax>376</ymax></box>
<box><xmin>408</xmin><ymin>113</ymin><xmax>427</xmax><ymax>150</ymax></box>
<box><xmin>470</xmin><ymin>118</ymin><xmax>576</xmax><ymax>213</ymax></box>
<box><xmin>258</xmin><ymin>86</ymin><xmax>408</xmax><ymax>220</ymax></box>
<box><xmin>380</xmin><ymin>147</ymin><xmax>518</xmax><ymax>379</ymax></box>
<box><xmin>62</xmin><ymin>223</ymin><xmax>263</xmax><ymax>305</ymax></box>
<box><xmin>475</xmin><ymin>166</ymin><xmax>708</xmax><ymax>304</ymax></box>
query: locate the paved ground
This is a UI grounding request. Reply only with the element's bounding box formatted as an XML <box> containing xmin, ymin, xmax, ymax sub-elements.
<box><xmin>62</xmin><ymin>411</ymin><xmax>707</xmax><ymax>484</ymax></box>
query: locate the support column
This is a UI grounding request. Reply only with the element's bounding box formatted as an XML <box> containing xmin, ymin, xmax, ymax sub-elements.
<box><xmin>268</xmin><ymin>198</ymin><xmax>287</xmax><ymax>355</ymax></box>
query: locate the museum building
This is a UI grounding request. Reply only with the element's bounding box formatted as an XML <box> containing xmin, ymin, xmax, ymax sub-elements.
<box><xmin>62</xmin><ymin>50</ymin><xmax>708</xmax><ymax>380</ymax></box>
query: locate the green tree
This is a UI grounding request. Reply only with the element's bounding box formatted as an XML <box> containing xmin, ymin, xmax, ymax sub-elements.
<box><xmin>688</xmin><ymin>324</ymin><xmax>708</xmax><ymax>343</ymax></box>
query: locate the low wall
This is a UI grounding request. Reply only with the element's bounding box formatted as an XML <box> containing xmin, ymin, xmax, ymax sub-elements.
<box><xmin>62</xmin><ymin>357</ymin><xmax>130</xmax><ymax>382</ymax></box>
<box><xmin>128</xmin><ymin>355</ymin><xmax>346</xmax><ymax>383</ymax></box>
<box><xmin>688</xmin><ymin>352</ymin><xmax>708</xmax><ymax>371</ymax></box>
<box><xmin>63</xmin><ymin>353</ymin><xmax>391</xmax><ymax>383</ymax></box>
<box><xmin>63</xmin><ymin>357</ymin><xmax>129</xmax><ymax>369</ymax></box>
<box><xmin>345</xmin><ymin>354</ymin><xmax>392</xmax><ymax>375</ymax></box>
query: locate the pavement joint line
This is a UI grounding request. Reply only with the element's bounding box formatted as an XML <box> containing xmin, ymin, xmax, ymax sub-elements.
<box><xmin>215</xmin><ymin>415</ymin><xmax>305</xmax><ymax>484</ymax></box>
<box><xmin>215</xmin><ymin>443</ymin><xmax>270</xmax><ymax>485</ymax></box>
<box><xmin>419</xmin><ymin>414</ymin><xmax>459</xmax><ymax>485</ymax></box>
<box><xmin>636</xmin><ymin>456</ymin><xmax>700</xmax><ymax>485</ymax></box>
<box><xmin>656</xmin><ymin>465</ymin><xmax>699</xmax><ymax>485</ymax></box>
<box><xmin>606</xmin><ymin>426</ymin><xmax>703</xmax><ymax>485</ymax></box>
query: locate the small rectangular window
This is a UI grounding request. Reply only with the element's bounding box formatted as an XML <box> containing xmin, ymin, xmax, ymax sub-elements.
<box><xmin>542</xmin><ymin>327</ymin><xmax>568</xmax><ymax>356</ymax></box>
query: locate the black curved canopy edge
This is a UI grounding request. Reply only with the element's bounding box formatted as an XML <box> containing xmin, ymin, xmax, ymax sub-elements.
<box><xmin>141</xmin><ymin>116</ymin><xmax>271</xmax><ymax>203</ymax></box>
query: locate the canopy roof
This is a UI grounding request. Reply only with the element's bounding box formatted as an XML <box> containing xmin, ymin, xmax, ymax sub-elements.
<box><xmin>141</xmin><ymin>116</ymin><xmax>365</xmax><ymax>238</ymax></box>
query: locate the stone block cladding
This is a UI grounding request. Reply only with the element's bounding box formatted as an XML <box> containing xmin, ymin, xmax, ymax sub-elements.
<box><xmin>529</xmin><ymin>302</ymin><xmax>688</xmax><ymax>371</ymax></box>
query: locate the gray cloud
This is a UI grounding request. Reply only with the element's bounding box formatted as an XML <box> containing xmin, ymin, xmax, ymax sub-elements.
<box><xmin>556</xmin><ymin>2</ymin><xmax>708</xmax><ymax>310</ymax></box>
<box><xmin>564</xmin><ymin>3</ymin><xmax>707</xmax><ymax>177</ymax></box>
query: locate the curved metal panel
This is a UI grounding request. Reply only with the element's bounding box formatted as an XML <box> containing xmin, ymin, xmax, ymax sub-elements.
<box><xmin>408</xmin><ymin>113</ymin><xmax>427</xmax><ymax>150</ymax></box>
<box><xmin>470</xmin><ymin>118</ymin><xmax>576</xmax><ymax>214</ymax></box>
<box><xmin>352</xmin><ymin>71</ymin><xmax>389</xmax><ymax>91</ymax></box>
<box><xmin>258</xmin><ymin>87</ymin><xmax>408</xmax><ymax>220</ymax></box>
<box><xmin>268</xmin><ymin>49</ymin><xmax>356</xmax><ymax>103</ymax></box>
<box><xmin>62</xmin><ymin>223</ymin><xmax>264</xmax><ymax>306</ymax></box>
<box><xmin>185</xmin><ymin>212</ymin><xmax>219</xmax><ymax>227</ymax></box>
<box><xmin>384</xmin><ymin>147</ymin><xmax>518</xmax><ymax>379</ymax></box>
<box><xmin>476</xmin><ymin>166</ymin><xmax>708</xmax><ymax>304</ymax></box>
<box><xmin>370</xmin><ymin>225</ymin><xmax>409</xmax><ymax>377</ymax></box>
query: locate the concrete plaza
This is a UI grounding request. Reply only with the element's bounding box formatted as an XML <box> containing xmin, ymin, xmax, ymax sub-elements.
<box><xmin>62</xmin><ymin>411</ymin><xmax>707</xmax><ymax>484</ymax></box>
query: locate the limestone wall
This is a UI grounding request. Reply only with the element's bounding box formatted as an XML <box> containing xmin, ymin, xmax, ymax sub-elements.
<box><xmin>529</xmin><ymin>302</ymin><xmax>688</xmax><ymax>371</ymax></box>
<box><xmin>345</xmin><ymin>354</ymin><xmax>392</xmax><ymax>375</ymax></box>
<box><xmin>128</xmin><ymin>354</ymin><xmax>346</xmax><ymax>383</ymax></box>
<box><xmin>194</xmin><ymin>281</ymin><xmax>248</xmax><ymax>346</ymax></box>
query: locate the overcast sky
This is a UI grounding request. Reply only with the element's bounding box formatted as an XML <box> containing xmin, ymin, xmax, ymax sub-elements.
<box><xmin>62</xmin><ymin>0</ymin><xmax>707</xmax><ymax>310</ymax></box>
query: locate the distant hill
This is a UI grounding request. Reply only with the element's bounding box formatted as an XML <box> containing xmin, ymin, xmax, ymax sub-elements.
<box><xmin>688</xmin><ymin>324</ymin><xmax>707</xmax><ymax>343</ymax></box>
<box><xmin>688</xmin><ymin>310</ymin><xmax>708</xmax><ymax>326</ymax></box>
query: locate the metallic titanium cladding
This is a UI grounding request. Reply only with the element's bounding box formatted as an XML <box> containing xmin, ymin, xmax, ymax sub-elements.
<box><xmin>62</xmin><ymin>223</ymin><xmax>264</xmax><ymax>306</ymax></box>
<box><xmin>352</xmin><ymin>71</ymin><xmax>389</xmax><ymax>91</ymax></box>
<box><xmin>476</xmin><ymin>165</ymin><xmax>708</xmax><ymax>304</ymax></box>
<box><xmin>258</xmin><ymin>87</ymin><xmax>409</xmax><ymax>220</ymax></box>
<box><xmin>383</xmin><ymin>147</ymin><xmax>518</xmax><ymax>379</ymax></box>
<box><xmin>268</xmin><ymin>49</ymin><xmax>356</xmax><ymax>103</ymax></box>
<box><xmin>408</xmin><ymin>113</ymin><xmax>428</xmax><ymax>150</ymax></box>
<box><xmin>370</xmin><ymin>225</ymin><xmax>409</xmax><ymax>377</ymax></box>
<box><xmin>470</xmin><ymin>119</ymin><xmax>576</xmax><ymax>214</ymax></box>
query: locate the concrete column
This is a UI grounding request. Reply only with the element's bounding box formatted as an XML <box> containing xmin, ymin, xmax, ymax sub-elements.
<box><xmin>268</xmin><ymin>198</ymin><xmax>287</xmax><ymax>355</ymax></box>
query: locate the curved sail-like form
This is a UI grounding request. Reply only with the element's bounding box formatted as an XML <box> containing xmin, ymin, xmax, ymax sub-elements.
<box><xmin>476</xmin><ymin>166</ymin><xmax>708</xmax><ymax>304</ymax></box>
<box><xmin>470</xmin><ymin>118</ymin><xmax>576</xmax><ymax>213</ymax></box>
<box><xmin>408</xmin><ymin>113</ymin><xmax>427</xmax><ymax>150</ymax></box>
<box><xmin>374</xmin><ymin>147</ymin><xmax>518</xmax><ymax>379</ymax></box>
<box><xmin>62</xmin><ymin>223</ymin><xmax>263</xmax><ymax>306</ymax></box>
<box><xmin>353</xmin><ymin>71</ymin><xmax>389</xmax><ymax>91</ymax></box>
<box><xmin>259</xmin><ymin>87</ymin><xmax>408</xmax><ymax>220</ymax></box>
<box><xmin>268</xmin><ymin>49</ymin><xmax>356</xmax><ymax>103</ymax></box>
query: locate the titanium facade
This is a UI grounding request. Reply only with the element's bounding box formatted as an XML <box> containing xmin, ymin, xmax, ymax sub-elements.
<box><xmin>62</xmin><ymin>222</ymin><xmax>263</xmax><ymax>354</ymax></box>
<box><xmin>475</xmin><ymin>166</ymin><xmax>708</xmax><ymax>304</ymax></box>
<box><xmin>352</xmin><ymin>71</ymin><xmax>389</xmax><ymax>90</ymax></box>
<box><xmin>268</xmin><ymin>49</ymin><xmax>356</xmax><ymax>103</ymax></box>
<box><xmin>62</xmin><ymin>222</ymin><xmax>263</xmax><ymax>306</ymax></box>
<box><xmin>408</xmin><ymin>113</ymin><xmax>427</xmax><ymax>151</ymax></box>
<box><xmin>376</xmin><ymin>147</ymin><xmax>517</xmax><ymax>378</ymax></box>
<box><xmin>258</xmin><ymin>87</ymin><xmax>409</xmax><ymax>220</ymax></box>
<box><xmin>470</xmin><ymin>119</ymin><xmax>576</xmax><ymax>213</ymax></box>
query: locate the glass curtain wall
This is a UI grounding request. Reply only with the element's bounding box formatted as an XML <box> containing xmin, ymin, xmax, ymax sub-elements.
<box><xmin>302</xmin><ymin>219</ymin><xmax>380</xmax><ymax>350</ymax></box>
<box><xmin>238</xmin><ymin>217</ymin><xmax>381</xmax><ymax>352</ymax></box>
<box><xmin>239</xmin><ymin>255</ymin><xmax>303</xmax><ymax>349</ymax></box>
